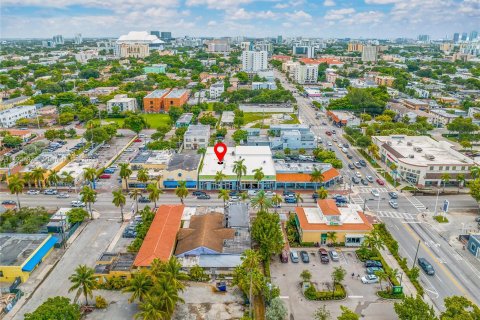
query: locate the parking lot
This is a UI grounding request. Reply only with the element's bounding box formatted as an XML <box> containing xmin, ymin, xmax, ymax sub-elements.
<box><xmin>270</xmin><ymin>247</ymin><xmax>396</xmax><ymax>319</ymax></box>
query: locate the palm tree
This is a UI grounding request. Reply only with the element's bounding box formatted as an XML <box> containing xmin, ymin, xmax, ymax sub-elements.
<box><xmin>385</xmin><ymin>268</ymin><xmax>399</xmax><ymax>293</ymax></box>
<box><xmin>363</xmin><ymin>232</ymin><xmax>385</xmax><ymax>252</ymax></box>
<box><xmin>175</xmin><ymin>181</ymin><xmax>188</xmax><ymax>204</ymax></box>
<box><xmin>158</xmin><ymin>257</ymin><xmax>189</xmax><ymax>292</ymax></box>
<box><xmin>326</xmin><ymin>231</ymin><xmax>337</xmax><ymax>245</ymax></box>
<box><xmin>135</xmin><ymin>296</ymin><xmax>168</xmax><ymax>320</ymax></box>
<box><xmin>31</xmin><ymin>167</ymin><xmax>47</xmax><ymax>189</ymax></box>
<box><xmin>130</xmin><ymin>189</ymin><xmax>143</xmax><ymax>213</ymax></box>
<box><xmin>123</xmin><ymin>271</ymin><xmax>153</xmax><ymax>303</ymax></box>
<box><xmin>22</xmin><ymin>172</ymin><xmax>33</xmax><ymax>189</ymax></box>
<box><xmin>374</xmin><ymin>269</ymin><xmax>389</xmax><ymax>292</ymax></box>
<box><xmin>80</xmin><ymin>185</ymin><xmax>97</xmax><ymax>219</ymax></box>
<box><xmin>233</xmin><ymin>159</ymin><xmax>247</xmax><ymax>190</ymax></box>
<box><xmin>68</xmin><ymin>264</ymin><xmax>97</xmax><ymax>305</ymax></box>
<box><xmin>456</xmin><ymin>174</ymin><xmax>465</xmax><ymax>193</ymax></box>
<box><xmin>253</xmin><ymin>167</ymin><xmax>264</xmax><ymax>189</ymax></box>
<box><xmin>295</xmin><ymin>193</ymin><xmax>304</xmax><ymax>207</ymax></box>
<box><xmin>471</xmin><ymin>166</ymin><xmax>480</xmax><ymax>179</ymax></box>
<box><xmin>271</xmin><ymin>194</ymin><xmax>283</xmax><ymax>212</ymax></box>
<box><xmin>137</xmin><ymin>168</ymin><xmax>149</xmax><ymax>190</ymax></box>
<box><xmin>218</xmin><ymin>189</ymin><xmax>230</xmax><ymax>207</ymax></box>
<box><xmin>47</xmin><ymin>169</ymin><xmax>60</xmax><ymax>190</ymax></box>
<box><xmin>61</xmin><ymin>171</ymin><xmax>75</xmax><ymax>188</ymax></box>
<box><xmin>147</xmin><ymin>183</ymin><xmax>163</xmax><ymax>208</ymax></box>
<box><xmin>83</xmin><ymin>167</ymin><xmax>97</xmax><ymax>188</ymax></box>
<box><xmin>112</xmin><ymin>189</ymin><xmax>126</xmax><ymax>222</ymax></box>
<box><xmin>316</xmin><ymin>187</ymin><xmax>328</xmax><ymax>200</ymax></box>
<box><xmin>150</xmin><ymin>279</ymin><xmax>185</xmax><ymax>316</ymax></box>
<box><xmin>214</xmin><ymin>170</ymin><xmax>227</xmax><ymax>190</ymax></box>
<box><xmin>119</xmin><ymin>163</ymin><xmax>133</xmax><ymax>192</ymax></box>
<box><xmin>441</xmin><ymin>173</ymin><xmax>450</xmax><ymax>193</ymax></box>
<box><xmin>7</xmin><ymin>174</ymin><xmax>24</xmax><ymax>209</ymax></box>
<box><xmin>240</xmin><ymin>191</ymin><xmax>249</xmax><ymax>203</ymax></box>
<box><xmin>251</xmin><ymin>190</ymin><xmax>272</xmax><ymax>213</ymax></box>
<box><xmin>310</xmin><ymin>167</ymin><xmax>324</xmax><ymax>191</ymax></box>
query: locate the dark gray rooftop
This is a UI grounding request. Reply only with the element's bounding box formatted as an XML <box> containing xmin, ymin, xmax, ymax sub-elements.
<box><xmin>167</xmin><ymin>152</ymin><xmax>202</xmax><ymax>171</ymax></box>
<box><xmin>0</xmin><ymin>233</ymin><xmax>49</xmax><ymax>266</ymax></box>
<box><xmin>226</xmin><ymin>203</ymin><xmax>250</xmax><ymax>228</ymax></box>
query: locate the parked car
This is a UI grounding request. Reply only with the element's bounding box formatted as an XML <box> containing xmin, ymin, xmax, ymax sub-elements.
<box><xmin>366</xmin><ymin>175</ymin><xmax>374</xmax><ymax>183</ymax></box>
<box><xmin>134</xmin><ymin>138</ymin><xmax>142</xmax><ymax>142</ymax></box>
<box><xmin>300</xmin><ymin>251</ymin><xmax>310</xmax><ymax>263</ymax></box>
<box><xmin>230</xmin><ymin>195</ymin><xmax>240</xmax><ymax>201</ymax></box>
<box><xmin>365</xmin><ymin>260</ymin><xmax>383</xmax><ymax>268</ymax></box>
<box><xmin>388</xmin><ymin>192</ymin><xmax>398</xmax><ymax>199</ymax></box>
<box><xmin>229</xmin><ymin>191</ymin><xmax>239</xmax><ymax>197</ymax></box>
<box><xmin>389</xmin><ymin>200</ymin><xmax>399</xmax><ymax>209</ymax></box>
<box><xmin>329</xmin><ymin>250</ymin><xmax>339</xmax><ymax>261</ymax></box>
<box><xmin>355</xmin><ymin>172</ymin><xmax>362</xmax><ymax>178</ymax></box>
<box><xmin>348</xmin><ymin>163</ymin><xmax>355</xmax><ymax>170</ymax></box>
<box><xmin>366</xmin><ymin>267</ymin><xmax>384</xmax><ymax>275</ymax></box>
<box><xmin>376</xmin><ymin>179</ymin><xmax>385</xmax><ymax>185</ymax></box>
<box><xmin>371</xmin><ymin>189</ymin><xmax>380</xmax><ymax>197</ymax></box>
<box><xmin>285</xmin><ymin>196</ymin><xmax>297</xmax><ymax>203</ymax></box>
<box><xmin>312</xmin><ymin>192</ymin><xmax>319</xmax><ymax>199</ymax></box>
<box><xmin>280</xmin><ymin>250</ymin><xmax>289</xmax><ymax>263</ymax></box>
<box><xmin>418</xmin><ymin>258</ymin><xmax>435</xmax><ymax>275</ymax></box>
<box><xmin>1</xmin><ymin>200</ymin><xmax>16</xmax><ymax>205</ymax></box>
<box><xmin>57</xmin><ymin>192</ymin><xmax>70</xmax><ymax>198</ymax></box>
<box><xmin>359</xmin><ymin>160</ymin><xmax>367</xmax><ymax>167</ymax></box>
<box><xmin>99</xmin><ymin>174</ymin><xmax>111</xmax><ymax>179</ymax></box>
<box><xmin>71</xmin><ymin>200</ymin><xmax>86</xmax><ymax>207</ymax></box>
<box><xmin>327</xmin><ymin>142</ymin><xmax>332</xmax><ymax>146</ymax></box>
<box><xmin>347</xmin><ymin>154</ymin><xmax>353</xmax><ymax>159</ymax></box>
<box><xmin>247</xmin><ymin>190</ymin><xmax>258</xmax><ymax>196</ymax></box>
<box><xmin>138</xmin><ymin>197</ymin><xmax>151</xmax><ymax>203</ymax></box>
<box><xmin>319</xmin><ymin>248</ymin><xmax>330</xmax><ymax>264</ymax></box>
<box><xmin>44</xmin><ymin>189</ymin><xmax>58</xmax><ymax>195</ymax></box>
<box><xmin>27</xmin><ymin>190</ymin><xmax>40</xmax><ymax>195</ymax></box>
<box><xmin>197</xmin><ymin>194</ymin><xmax>211</xmax><ymax>200</ymax></box>
<box><xmin>265</xmin><ymin>191</ymin><xmax>276</xmax><ymax>197</ymax></box>
<box><xmin>104</xmin><ymin>168</ymin><xmax>115</xmax><ymax>174</ymax></box>
<box><xmin>192</xmin><ymin>191</ymin><xmax>206</xmax><ymax>196</ymax></box>
<box><xmin>351</xmin><ymin>176</ymin><xmax>360</xmax><ymax>184</ymax></box>
<box><xmin>361</xmin><ymin>179</ymin><xmax>368</xmax><ymax>186</ymax></box>
<box><xmin>290</xmin><ymin>250</ymin><xmax>300</xmax><ymax>263</ymax></box>
<box><xmin>283</xmin><ymin>190</ymin><xmax>294</xmax><ymax>196</ymax></box>
<box><xmin>361</xmin><ymin>274</ymin><xmax>379</xmax><ymax>284</ymax></box>
<box><xmin>354</xmin><ymin>162</ymin><xmax>361</xmax><ymax>168</ymax></box>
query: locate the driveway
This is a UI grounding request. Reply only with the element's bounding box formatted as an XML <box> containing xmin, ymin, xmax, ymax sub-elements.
<box><xmin>270</xmin><ymin>247</ymin><xmax>397</xmax><ymax>319</ymax></box>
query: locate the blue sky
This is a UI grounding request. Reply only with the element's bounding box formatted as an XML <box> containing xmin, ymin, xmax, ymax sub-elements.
<box><xmin>1</xmin><ymin>0</ymin><xmax>479</xmax><ymax>39</ymax></box>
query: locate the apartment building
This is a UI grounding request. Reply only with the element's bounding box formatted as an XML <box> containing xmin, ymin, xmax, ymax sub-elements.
<box><xmin>401</xmin><ymin>98</ymin><xmax>429</xmax><ymax>111</ymax></box>
<box><xmin>374</xmin><ymin>75</ymin><xmax>395</xmax><ymax>87</ymax></box>
<box><xmin>107</xmin><ymin>94</ymin><xmax>137</xmax><ymax>113</ymax></box>
<box><xmin>206</xmin><ymin>39</ymin><xmax>230</xmax><ymax>53</ymax></box>
<box><xmin>143</xmin><ymin>89</ymin><xmax>171</xmax><ymax>113</ymax></box>
<box><xmin>209</xmin><ymin>82</ymin><xmax>224</xmax><ymax>99</ymax></box>
<box><xmin>347</xmin><ymin>42</ymin><xmax>364</xmax><ymax>52</ymax></box>
<box><xmin>184</xmin><ymin>124</ymin><xmax>210</xmax><ymax>150</ymax></box>
<box><xmin>361</xmin><ymin>45</ymin><xmax>378</xmax><ymax>62</ymax></box>
<box><xmin>0</xmin><ymin>105</ymin><xmax>37</xmax><ymax>128</ymax></box>
<box><xmin>293</xmin><ymin>64</ymin><xmax>318</xmax><ymax>84</ymax></box>
<box><xmin>164</xmin><ymin>89</ymin><xmax>189</xmax><ymax>110</ymax></box>
<box><xmin>242</xmin><ymin>50</ymin><xmax>268</xmax><ymax>71</ymax></box>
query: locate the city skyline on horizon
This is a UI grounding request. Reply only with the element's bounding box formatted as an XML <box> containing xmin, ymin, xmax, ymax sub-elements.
<box><xmin>1</xmin><ymin>0</ymin><xmax>479</xmax><ymax>39</ymax></box>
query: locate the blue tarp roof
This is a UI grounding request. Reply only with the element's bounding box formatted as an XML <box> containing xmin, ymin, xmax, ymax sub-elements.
<box><xmin>22</xmin><ymin>236</ymin><xmax>57</xmax><ymax>272</ymax></box>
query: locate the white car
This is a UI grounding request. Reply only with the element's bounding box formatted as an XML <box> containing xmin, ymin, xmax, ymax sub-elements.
<box><xmin>327</xmin><ymin>142</ymin><xmax>333</xmax><ymax>146</ymax></box>
<box><xmin>27</xmin><ymin>190</ymin><xmax>40</xmax><ymax>195</ymax></box>
<box><xmin>265</xmin><ymin>191</ymin><xmax>276</xmax><ymax>198</ymax></box>
<box><xmin>230</xmin><ymin>196</ymin><xmax>240</xmax><ymax>202</ymax></box>
<box><xmin>389</xmin><ymin>200</ymin><xmax>399</xmax><ymax>209</ymax></box>
<box><xmin>371</xmin><ymin>189</ymin><xmax>380</xmax><ymax>197</ymax></box>
<box><xmin>247</xmin><ymin>190</ymin><xmax>258</xmax><ymax>196</ymax></box>
<box><xmin>355</xmin><ymin>172</ymin><xmax>362</xmax><ymax>178</ymax></box>
<box><xmin>57</xmin><ymin>192</ymin><xmax>70</xmax><ymax>198</ymax></box>
<box><xmin>71</xmin><ymin>200</ymin><xmax>86</xmax><ymax>207</ymax></box>
<box><xmin>361</xmin><ymin>274</ymin><xmax>379</xmax><ymax>284</ymax></box>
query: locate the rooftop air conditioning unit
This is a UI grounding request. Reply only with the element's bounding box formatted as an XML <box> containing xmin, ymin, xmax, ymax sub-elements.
<box><xmin>425</xmin><ymin>154</ymin><xmax>435</xmax><ymax>160</ymax></box>
<box><xmin>387</xmin><ymin>141</ymin><xmax>392</xmax><ymax>146</ymax></box>
<box><xmin>409</xmin><ymin>154</ymin><xmax>414</xmax><ymax>158</ymax></box>
<box><xmin>407</xmin><ymin>142</ymin><xmax>412</xmax><ymax>146</ymax></box>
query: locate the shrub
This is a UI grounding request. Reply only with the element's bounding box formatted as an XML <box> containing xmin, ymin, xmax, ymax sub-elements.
<box><xmin>304</xmin><ymin>283</ymin><xmax>346</xmax><ymax>301</ymax></box>
<box><xmin>99</xmin><ymin>276</ymin><xmax>128</xmax><ymax>290</ymax></box>
<box><xmin>434</xmin><ymin>216</ymin><xmax>449</xmax><ymax>223</ymax></box>
<box><xmin>299</xmin><ymin>242</ymin><xmax>316</xmax><ymax>247</ymax></box>
<box><xmin>378</xmin><ymin>290</ymin><xmax>404</xmax><ymax>299</ymax></box>
<box><xmin>95</xmin><ymin>296</ymin><xmax>108</xmax><ymax>309</ymax></box>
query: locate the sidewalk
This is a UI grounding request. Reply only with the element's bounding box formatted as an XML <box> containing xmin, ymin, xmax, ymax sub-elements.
<box><xmin>378</xmin><ymin>248</ymin><xmax>417</xmax><ymax>297</ymax></box>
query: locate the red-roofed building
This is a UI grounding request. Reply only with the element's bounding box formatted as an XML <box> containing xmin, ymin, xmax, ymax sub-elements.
<box><xmin>275</xmin><ymin>167</ymin><xmax>340</xmax><ymax>189</ymax></box>
<box><xmin>294</xmin><ymin>200</ymin><xmax>373</xmax><ymax>246</ymax></box>
<box><xmin>299</xmin><ymin>58</ymin><xmax>344</xmax><ymax>67</ymax></box>
<box><xmin>272</xmin><ymin>55</ymin><xmax>292</xmax><ymax>62</ymax></box>
<box><xmin>133</xmin><ymin>205</ymin><xmax>184</xmax><ymax>267</ymax></box>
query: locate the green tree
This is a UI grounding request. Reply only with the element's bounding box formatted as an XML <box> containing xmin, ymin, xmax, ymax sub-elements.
<box><xmin>2</xmin><ymin>134</ymin><xmax>23</xmax><ymax>148</ymax></box>
<box><xmin>326</xmin><ymin>231</ymin><xmax>337</xmax><ymax>245</ymax></box>
<box><xmin>295</xmin><ymin>193</ymin><xmax>304</xmax><ymax>207</ymax></box>
<box><xmin>394</xmin><ymin>295</ymin><xmax>437</xmax><ymax>320</ymax></box>
<box><xmin>310</xmin><ymin>167</ymin><xmax>324</xmax><ymax>191</ymax></box>
<box><xmin>300</xmin><ymin>269</ymin><xmax>312</xmax><ymax>282</ymax></box>
<box><xmin>130</xmin><ymin>189</ymin><xmax>143</xmax><ymax>213</ymax></box>
<box><xmin>137</xmin><ymin>168</ymin><xmax>150</xmax><ymax>190</ymax></box>
<box><xmin>83</xmin><ymin>167</ymin><xmax>97</xmax><ymax>188</ymax></box>
<box><xmin>233</xmin><ymin>158</ymin><xmax>247</xmax><ymax>190</ymax></box>
<box><xmin>124</xmin><ymin>114</ymin><xmax>148</xmax><ymax>133</ymax></box>
<box><xmin>218</xmin><ymin>189</ymin><xmax>230</xmax><ymax>207</ymax></box>
<box><xmin>251</xmin><ymin>190</ymin><xmax>272</xmax><ymax>213</ymax></box>
<box><xmin>67</xmin><ymin>208</ymin><xmax>89</xmax><ymax>224</ymax></box>
<box><xmin>31</xmin><ymin>167</ymin><xmax>47</xmax><ymax>188</ymax></box>
<box><xmin>331</xmin><ymin>266</ymin><xmax>346</xmax><ymax>297</ymax></box>
<box><xmin>7</xmin><ymin>174</ymin><xmax>24</xmax><ymax>209</ymax></box>
<box><xmin>24</xmin><ymin>296</ymin><xmax>81</xmax><ymax>320</ymax></box>
<box><xmin>471</xmin><ymin>166</ymin><xmax>480</xmax><ymax>179</ymax></box>
<box><xmin>374</xmin><ymin>269</ymin><xmax>389</xmax><ymax>292</ymax></box>
<box><xmin>47</xmin><ymin>169</ymin><xmax>60</xmax><ymax>190</ymax></box>
<box><xmin>135</xmin><ymin>296</ymin><xmax>168</xmax><ymax>320</ymax></box>
<box><xmin>119</xmin><ymin>163</ymin><xmax>133</xmax><ymax>192</ymax></box>
<box><xmin>61</xmin><ymin>171</ymin><xmax>75</xmax><ymax>187</ymax></box>
<box><xmin>112</xmin><ymin>189</ymin><xmax>126</xmax><ymax>222</ymax></box>
<box><xmin>441</xmin><ymin>173</ymin><xmax>450</xmax><ymax>193</ymax></box>
<box><xmin>251</xmin><ymin>211</ymin><xmax>284</xmax><ymax>261</ymax></box>
<box><xmin>59</xmin><ymin>112</ymin><xmax>75</xmax><ymax>125</ymax></box>
<box><xmin>147</xmin><ymin>183</ymin><xmax>163</xmax><ymax>208</ymax></box>
<box><xmin>232</xmin><ymin>129</ymin><xmax>248</xmax><ymax>144</ymax></box>
<box><xmin>356</xmin><ymin>135</ymin><xmax>372</xmax><ymax>148</ymax></box>
<box><xmin>316</xmin><ymin>187</ymin><xmax>328</xmax><ymax>200</ymax></box>
<box><xmin>253</xmin><ymin>167</ymin><xmax>265</xmax><ymax>186</ymax></box>
<box><xmin>214</xmin><ymin>170</ymin><xmax>227</xmax><ymax>189</ymax></box>
<box><xmin>123</xmin><ymin>271</ymin><xmax>153</xmax><ymax>303</ymax></box>
<box><xmin>175</xmin><ymin>181</ymin><xmax>189</xmax><ymax>204</ymax></box>
<box><xmin>80</xmin><ymin>185</ymin><xmax>97</xmax><ymax>220</ymax></box>
<box><xmin>457</xmin><ymin>174</ymin><xmax>465</xmax><ymax>193</ymax></box>
<box><xmin>337</xmin><ymin>306</ymin><xmax>359</xmax><ymax>320</ymax></box>
<box><xmin>188</xmin><ymin>265</ymin><xmax>210</xmax><ymax>282</ymax></box>
<box><xmin>68</xmin><ymin>264</ymin><xmax>97</xmax><ymax>305</ymax></box>
<box><xmin>266</xmin><ymin>297</ymin><xmax>288</xmax><ymax>320</ymax></box>
<box><xmin>314</xmin><ymin>305</ymin><xmax>331</xmax><ymax>320</ymax></box>
<box><xmin>441</xmin><ymin>296</ymin><xmax>480</xmax><ymax>320</ymax></box>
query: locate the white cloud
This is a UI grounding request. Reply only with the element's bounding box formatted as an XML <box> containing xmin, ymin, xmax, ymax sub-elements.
<box><xmin>324</xmin><ymin>0</ymin><xmax>335</xmax><ymax>6</ymax></box>
<box><xmin>274</xmin><ymin>3</ymin><xmax>289</xmax><ymax>9</ymax></box>
<box><xmin>285</xmin><ymin>10</ymin><xmax>312</xmax><ymax>21</ymax></box>
<box><xmin>186</xmin><ymin>0</ymin><xmax>251</xmax><ymax>10</ymax></box>
<box><xmin>228</xmin><ymin>8</ymin><xmax>277</xmax><ymax>20</ymax></box>
<box><xmin>364</xmin><ymin>0</ymin><xmax>400</xmax><ymax>3</ymax></box>
<box><xmin>324</xmin><ymin>7</ymin><xmax>355</xmax><ymax>20</ymax></box>
<box><xmin>207</xmin><ymin>20</ymin><xmax>217</xmax><ymax>26</ymax></box>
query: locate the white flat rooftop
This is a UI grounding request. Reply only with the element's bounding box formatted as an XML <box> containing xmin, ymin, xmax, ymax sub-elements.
<box><xmin>303</xmin><ymin>204</ymin><xmax>364</xmax><ymax>224</ymax></box>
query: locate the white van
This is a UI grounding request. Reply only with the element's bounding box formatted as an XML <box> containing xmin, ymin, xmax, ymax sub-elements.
<box><xmin>247</xmin><ymin>190</ymin><xmax>258</xmax><ymax>196</ymax></box>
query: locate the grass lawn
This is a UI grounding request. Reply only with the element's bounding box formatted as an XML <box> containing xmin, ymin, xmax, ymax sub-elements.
<box><xmin>281</xmin><ymin>114</ymin><xmax>300</xmax><ymax>124</ymax></box>
<box><xmin>94</xmin><ymin>114</ymin><xmax>172</xmax><ymax>130</ymax></box>
<box><xmin>243</xmin><ymin>112</ymin><xmax>272</xmax><ymax>123</ymax></box>
<box><xmin>434</xmin><ymin>215</ymin><xmax>449</xmax><ymax>223</ymax></box>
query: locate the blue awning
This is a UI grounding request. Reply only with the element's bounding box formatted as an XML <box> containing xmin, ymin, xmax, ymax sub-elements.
<box><xmin>22</xmin><ymin>236</ymin><xmax>58</xmax><ymax>272</ymax></box>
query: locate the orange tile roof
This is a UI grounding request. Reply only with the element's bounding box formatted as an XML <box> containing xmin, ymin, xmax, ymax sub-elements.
<box><xmin>275</xmin><ymin>168</ymin><xmax>340</xmax><ymax>183</ymax></box>
<box><xmin>295</xmin><ymin>207</ymin><xmax>373</xmax><ymax>232</ymax></box>
<box><xmin>317</xmin><ymin>199</ymin><xmax>340</xmax><ymax>216</ymax></box>
<box><xmin>300</xmin><ymin>58</ymin><xmax>343</xmax><ymax>65</ymax></box>
<box><xmin>133</xmin><ymin>205</ymin><xmax>184</xmax><ymax>267</ymax></box>
<box><xmin>3</xmin><ymin>129</ymin><xmax>31</xmax><ymax>136</ymax></box>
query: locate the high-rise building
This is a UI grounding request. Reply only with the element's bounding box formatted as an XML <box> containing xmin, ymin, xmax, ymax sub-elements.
<box><xmin>53</xmin><ymin>35</ymin><xmax>64</xmax><ymax>45</ymax></box>
<box><xmin>470</xmin><ymin>31</ymin><xmax>478</xmax><ymax>41</ymax></box>
<box><xmin>292</xmin><ymin>45</ymin><xmax>315</xmax><ymax>58</ymax></box>
<box><xmin>206</xmin><ymin>39</ymin><xmax>230</xmax><ymax>53</ymax></box>
<box><xmin>453</xmin><ymin>33</ymin><xmax>460</xmax><ymax>43</ymax></box>
<box><xmin>361</xmin><ymin>45</ymin><xmax>378</xmax><ymax>62</ymax></box>
<box><xmin>461</xmin><ymin>32</ymin><xmax>468</xmax><ymax>41</ymax></box>
<box><xmin>293</xmin><ymin>64</ymin><xmax>318</xmax><ymax>84</ymax></box>
<box><xmin>242</xmin><ymin>51</ymin><xmax>268</xmax><ymax>72</ymax></box>
<box><xmin>150</xmin><ymin>31</ymin><xmax>160</xmax><ymax>38</ymax></box>
<box><xmin>347</xmin><ymin>42</ymin><xmax>363</xmax><ymax>52</ymax></box>
<box><xmin>417</xmin><ymin>34</ymin><xmax>430</xmax><ymax>42</ymax></box>
<box><xmin>277</xmin><ymin>35</ymin><xmax>283</xmax><ymax>44</ymax></box>
<box><xmin>74</xmin><ymin>33</ymin><xmax>83</xmax><ymax>45</ymax></box>
<box><xmin>161</xmin><ymin>32</ymin><xmax>172</xmax><ymax>40</ymax></box>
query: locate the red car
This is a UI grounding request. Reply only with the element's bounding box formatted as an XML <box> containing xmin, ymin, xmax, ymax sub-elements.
<box><xmin>99</xmin><ymin>174</ymin><xmax>111</xmax><ymax>179</ymax></box>
<box><xmin>134</xmin><ymin>138</ymin><xmax>142</xmax><ymax>142</ymax></box>
<box><xmin>376</xmin><ymin>179</ymin><xmax>385</xmax><ymax>185</ymax></box>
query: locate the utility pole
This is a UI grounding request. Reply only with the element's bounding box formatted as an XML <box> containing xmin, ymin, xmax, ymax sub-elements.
<box><xmin>412</xmin><ymin>240</ymin><xmax>421</xmax><ymax>269</ymax></box>
<box><xmin>433</xmin><ymin>187</ymin><xmax>440</xmax><ymax>216</ymax></box>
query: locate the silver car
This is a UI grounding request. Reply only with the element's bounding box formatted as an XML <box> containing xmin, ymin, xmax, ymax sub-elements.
<box><xmin>361</xmin><ymin>274</ymin><xmax>379</xmax><ymax>284</ymax></box>
<box><xmin>329</xmin><ymin>250</ymin><xmax>340</xmax><ymax>261</ymax></box>
<box><xmin>389</xmin><ymin>200</ymin><xmax>399</xmax><ymax>209</ymax></box>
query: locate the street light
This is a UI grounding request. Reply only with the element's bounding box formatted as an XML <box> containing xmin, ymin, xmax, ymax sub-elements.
<box><xmin>433</xmin><ymin>187</ymin><xmax>440</xmax><ymax>217</ymax></box>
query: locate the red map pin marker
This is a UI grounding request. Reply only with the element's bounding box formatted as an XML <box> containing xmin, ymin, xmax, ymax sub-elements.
<box><xmin>214</xmin><ymin>142</ymin><xmax>227</xmax><ymax>164</ymax></box>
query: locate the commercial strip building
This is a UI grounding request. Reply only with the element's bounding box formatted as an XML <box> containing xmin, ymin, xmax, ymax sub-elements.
<box><xmin>161</xmin><ymin>152</ymin><xmax>202</xmax><ymax>189</ymax></box>
<box><xmin>372</xmin><ymin>135</ymin><xmax>475</xmax><ymax>187</ymax></box>
<box><xmin>94</xmin><ymin>253</ymin><xmax>136</xmax><ymax>284</ymax></box>
<box><xmin>294</xmin><ymin>199</ymin><xmax>373</xmax><ymax>245</ymax></box>
<box><xmin>326</xmin><ymin>110</ymin><xmax>360</xmax><ymax>127</ymax></box>
<box><xmin>275</xmin><ymin>162</ymin><xmax>340</xmax><ymax>190</ymax></box>
<box><xmin>106</xmin><ymin>94</ymin><xmax>137</xmax><ymax>113</ymax></box>
<box><xmin>0</xmin><ymin>105</ymin><xmax>37</xmax><ymax>128</ymax></box>
<box><xmin>0</xmin><ymin>234</ymin><xmax>58</xmax><ymax>282</ymax></box>
<box><xmin>401</xmin><ymin>98</ymin><xmax>429</xmax><ymax>111</ymax></box>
